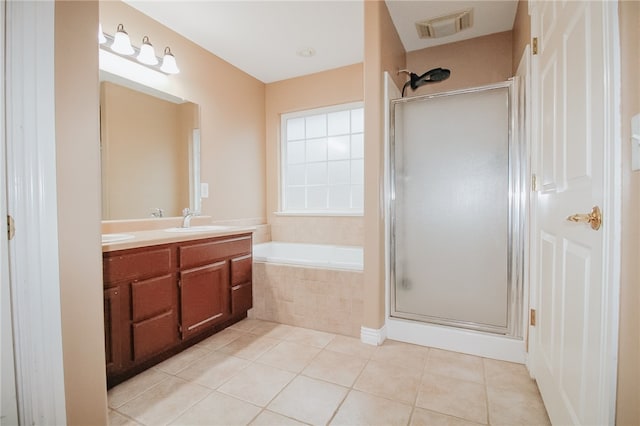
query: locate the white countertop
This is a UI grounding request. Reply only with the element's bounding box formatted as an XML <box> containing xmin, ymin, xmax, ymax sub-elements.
<box><xmin>101</xmin><ymin>226</ymin><xmax>257</xmax><ymax>252</ymax></box>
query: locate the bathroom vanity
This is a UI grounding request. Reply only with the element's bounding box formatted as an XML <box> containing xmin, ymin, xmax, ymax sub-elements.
<box><xmin>102</xmin><ymin>230</ymin><xmax>253</xmax><ymax>387</ymax></box>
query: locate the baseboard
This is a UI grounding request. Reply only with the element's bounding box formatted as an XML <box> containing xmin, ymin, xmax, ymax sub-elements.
<box><xmin>386</xmin><ymin>317</ymin><xmax>526</xmax><ymax>363</ymax></box>
<box><xmin>360</xmin><ymin>325</ymin><xmax>387</xmax><ymax>346</ymax></box>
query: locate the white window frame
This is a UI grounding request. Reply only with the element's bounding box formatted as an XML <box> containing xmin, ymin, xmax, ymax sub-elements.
<box><xmin>280</xmin><ymin>101</ymin><xmax>364</xmax><ymax>216</ymax></box>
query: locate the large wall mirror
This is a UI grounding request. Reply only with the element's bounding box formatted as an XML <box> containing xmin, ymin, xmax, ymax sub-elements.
<box><xmin>100</xmin><ymin>76</ymin><xmax>201</xmax><ymax>220</ymax></box>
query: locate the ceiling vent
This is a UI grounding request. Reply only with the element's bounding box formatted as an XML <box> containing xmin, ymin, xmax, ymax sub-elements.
<box><xmin>415</xmin><ymin>9</ymin><xmax>473</xmax><ymax>39</ymax></box>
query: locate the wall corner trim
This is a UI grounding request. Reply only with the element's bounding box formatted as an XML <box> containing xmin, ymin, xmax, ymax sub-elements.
<box><xmin>360</xmin><ymin>325</ymin><xmax>387</xmax><ymax>346</ymax></box>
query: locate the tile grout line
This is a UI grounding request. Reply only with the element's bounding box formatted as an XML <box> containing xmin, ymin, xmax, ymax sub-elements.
<box><xmin>112</xmin><ymin>321</ymin><xmax>437</xmax><ymax>426</ymax></box>
<box><xmin>244</xmin><ymin>329</ymin><xmax>332</xmax><ymax>425</ymax></box>
<box><xmin>108</xmin><ymin>373</ymin><xmax>172</xmax><ymax>411</ymax></box>
<box><xmin>324</xmin><ymin>342</ymin><xmax>377</xmax><ymax>426</ymax></box>
<box><xmin>482</xmin><ymin>358</ymin><xmax>492</xmax><ymax>425</ymax></box>
<box><xmin>211</xmin><ymin>322</ymin><xmax>344</xmax><ymax>425</ymax></box>
<box><xmin>406</xmin><ymin>347</ymin><xmax>431</xmax><ymax>426</ymax></box>
<box><xmin>110</xmin><ymin>407</ymin><xmax>144</xmax><ymax>426</ymax></box>
<box><xmin>164</xmin><ymin>387</ymin><xmax>214</xmax><ymax>426</ymax></box>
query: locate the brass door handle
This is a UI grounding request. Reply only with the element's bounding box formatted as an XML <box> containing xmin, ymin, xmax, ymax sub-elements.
<box><xmin>566</xmin><ymin>206</ymin><xmax>602</xmax><ymax>231</ymax></box>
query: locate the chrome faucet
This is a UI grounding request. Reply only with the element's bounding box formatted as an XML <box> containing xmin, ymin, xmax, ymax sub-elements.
<box><xmin>182</xmin><ymin>208</ymin><xmax>197</xmax><ymax>228</ymax></box>
<box><xmin>150</xmin><ymin>207</ymin><xmax>164</xmax><ymax>218</ymax></box>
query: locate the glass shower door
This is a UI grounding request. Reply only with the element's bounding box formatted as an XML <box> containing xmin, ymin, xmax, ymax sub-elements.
<box><xmin>391</xmin><ymin>84</ymin><xmax>516</xmax><ymax>334</ymax></box>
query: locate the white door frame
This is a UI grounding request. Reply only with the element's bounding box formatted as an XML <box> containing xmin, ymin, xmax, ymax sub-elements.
<box><xmin>5</xmin><ymin>1</ymin><xmax>67</xmax><ymax>424</ymax></box>
<box><xmin>0</xmin><ymin>0</ymin><xmax>19</xmax><ymax>423</ymax></box>
<box><xmin>515</xmin><ymin>45</ymin><xmax>533</xmax><ymax>365</ymax></box>
<box><xmin>528</xmin><ymin>1</ymin><xmax>621</xmax><ymax>423</ymax></box>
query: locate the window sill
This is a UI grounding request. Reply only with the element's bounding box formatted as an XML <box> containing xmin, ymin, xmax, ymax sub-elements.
<box><xmin>274</xmin><ymin>211</ymin><xmax>364</xmax><ymax>218</ymax></box>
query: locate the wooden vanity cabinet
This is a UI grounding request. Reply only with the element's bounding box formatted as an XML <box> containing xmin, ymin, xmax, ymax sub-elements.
<box><xmin>103</xmin><ymin>233</ymin><xmax>253</xmax><ymax>387</ymax></box>
<box><xmin>103</xmin><ymin>287</ymin><xmax>122</xmax><ymax>375</ymax></box>
<box><xmin>103</xmin><ymin>245</ymin><xmax>178</xmax><ymax>376</ymax></box>
<box><xmin>178</xmin><ymin>235</ymin><xmax>252</xmax><ymax>339</ymax></box>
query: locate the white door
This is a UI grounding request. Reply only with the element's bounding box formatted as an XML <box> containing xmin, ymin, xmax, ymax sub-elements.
<box><xmin>531</xmin><ymin>1</ymin><xmax>619</xmax><ymax>425</ymax></box>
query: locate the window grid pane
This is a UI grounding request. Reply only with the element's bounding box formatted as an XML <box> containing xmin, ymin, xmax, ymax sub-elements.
<box><xmin>283</xmin><ymin>104</ymin><xmax>364</xmax><ymax>212</ymax></box>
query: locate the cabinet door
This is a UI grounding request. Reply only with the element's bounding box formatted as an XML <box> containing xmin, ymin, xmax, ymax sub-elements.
<box><xmin>132</xmin><ymin>311</ymin><xmax>176</xmax><ymax>361</ymax></box>
<box><xmin>180</xmin><ymin>261</ymin><xmax>228</xmax><ymax>339</ymax></box>
<box><xmin>104</xmin><ymin>287</ymin><xmax>122</xmax><ymax>374</ymax></box>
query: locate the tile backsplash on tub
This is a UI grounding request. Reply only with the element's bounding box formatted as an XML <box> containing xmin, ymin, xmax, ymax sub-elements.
<box><xmin>249</xmin><ymin>262</ymin><xmax>363</xmax><ymax>337</ymax></box>
<box><xmin>270</xmin><ymin>216</ymin><xmax>363</xmax><ymax>246</ymax></box>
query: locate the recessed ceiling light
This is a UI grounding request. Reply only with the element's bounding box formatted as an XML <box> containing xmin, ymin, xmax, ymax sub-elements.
<box><xmin>296</xmin><ymin>47</ymin><xmax>316</xmax><ymax>58</ymax></box>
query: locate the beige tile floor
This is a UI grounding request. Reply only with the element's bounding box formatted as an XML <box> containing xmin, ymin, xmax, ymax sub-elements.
<box><xmin>108</xmin><ymin>319</ymin><xmax>550</xmax><ymax>426</ymax></box>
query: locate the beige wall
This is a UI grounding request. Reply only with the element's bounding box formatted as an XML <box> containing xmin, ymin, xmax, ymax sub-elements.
<box><xmin>363</xmin><ymin>0</ymin><xmax>406</xmax><ymax>329</ymax></box>
<box><xmin>617</xmin><ymin>2</ymin><xmax>640</xmax><ymax>424</ymax></box>
<box><xmin>101</xmin><ymin>81</ymin><xmax>192</xmax><ymax>219</ymax></box>
<box><xmin>55</xmin><ymin>1</ymin><xmax>108</xmax><ymax>424</ymax></box>
<box><xmin>406</xmin><ymin>31</ymin><xmax>512</xmax><ymax>96</ymax></box>
<box><xmin>512</xmin><ymin>0</ymin><xmax>531</xmax><ymax>73</ymax></box>
<box><xmin>265</xmin><ymin>64</ymin><xmax>364</xmax><ymax>245</ymax></box>
<box><xmin>100</xmin><ymin>1</ymin><xmax>266</xmax><ymax>222</ymax></box>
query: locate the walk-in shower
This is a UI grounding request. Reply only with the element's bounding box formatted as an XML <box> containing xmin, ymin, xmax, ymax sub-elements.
<box><xmin>389</xmin><ymin>81</ymin><xmax>524</xmax><ymax>338</ymax></box>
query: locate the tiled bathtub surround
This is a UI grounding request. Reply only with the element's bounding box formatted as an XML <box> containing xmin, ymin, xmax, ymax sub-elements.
<box><xmin>108</xmin><ymin>319</ymin><xmax>550</xmax><ymax>426</ymax></box>
<box><xmin>270</xmin><ymin>215</ymin><xmax>363</xmax><ymax>246</ymax></box>
<box><xmin>249</xmin><ymin>263</ymin><xmax>363</xmax><ymax>337</ymax></box>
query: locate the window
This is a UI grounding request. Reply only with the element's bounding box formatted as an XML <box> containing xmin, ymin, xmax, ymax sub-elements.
<box><xmin>281</xmin><ymin>102</ymin><xmax>364</xmax><ymax>214</ymax></box>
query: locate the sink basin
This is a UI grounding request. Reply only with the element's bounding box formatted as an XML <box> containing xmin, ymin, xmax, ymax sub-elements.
<box><xmin>102</xmin><ymin>233</ymin><xmax>135</xmax><ymax>244</ymax></box>
<box><xmin>165</xmin><ymin>225</ymin><xmax>232</xmax><ymax>233</ymax></box>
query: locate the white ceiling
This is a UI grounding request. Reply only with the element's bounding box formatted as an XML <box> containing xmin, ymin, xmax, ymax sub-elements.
<box><xmin>123</xmin><ymin>1</ymin><xmax>518</xmax><ymax>84</ymax></box>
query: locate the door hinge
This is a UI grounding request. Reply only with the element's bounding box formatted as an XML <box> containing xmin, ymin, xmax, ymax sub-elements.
<box><xmin>7</xmin><ymin>215</ymin><xmax>15</xmax><ymax>240</ymax></box>
<box><xmin>532</xmin><ymin>37</ymin><xmax>539</xmax><ymax>55</ymax></box>
<box><xmin>532</xmin><ymin>174</ymin><xmax>538</xmax><ymax>192</ymax></box>
<box><xmin>178</xmin><ymin>324</ymin><xmax>183</xmax><ymax>333</ymax></box>
<box><xmin>530</xmin><ymin>308</ymin><xmax>537</xmax><ymax>326</ymax></box>
<box><xmin>177</xmin><ymin>279</ymin><xmax>181</xmax><ymax>288</ymax></box>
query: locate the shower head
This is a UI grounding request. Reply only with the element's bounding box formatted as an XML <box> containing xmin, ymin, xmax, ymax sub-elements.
<box><xmin>401</xmin><ymin>67</ymin><xmax>451</xmax><ymax>97</ymax></box>
<box><xmin>409</xmin><ymin>67</ymin><xmax>451</xmax><ymax>90</ymax></box>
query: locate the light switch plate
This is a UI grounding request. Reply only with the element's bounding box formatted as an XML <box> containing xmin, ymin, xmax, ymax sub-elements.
<box><xmin>201</xmin><ymin>183</ymin><xmax>209</xmax><ymax>198</ymax></box>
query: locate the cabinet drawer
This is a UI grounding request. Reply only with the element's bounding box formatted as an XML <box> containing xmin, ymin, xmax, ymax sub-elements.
<box><xmin>131</xmin><ymin>274</ymin><xmax>174</xmax><ymax>322</ymax></box>
<box><xmin>180</xmin><ymin>235</ymin><xmax>251</xmax><ymax>269</ymax></box>
<box><xmin>104</xmin><ymin>247</ymin><xmax>173</xmax><ymax>283</ymax></box>
<box><xmin>231</xmin><ymin>282</ymin><xmax>253</xmax><ymax>315</ymax></box>
<box><xmin>231</xmin><ymin>254</ymin><xmax>252</xmax><ymax>286</ymax></box>
<box><xmin>132</xmin><ymin>310</ymin><xmax>176</xmax><ymax>361</ymax></box>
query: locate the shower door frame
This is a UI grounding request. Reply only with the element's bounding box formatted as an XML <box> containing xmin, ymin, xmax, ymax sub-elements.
<box><xmin>389</xmin><ymin>80</ymin><xmax>525</xmax><ymax>338</ymax></box>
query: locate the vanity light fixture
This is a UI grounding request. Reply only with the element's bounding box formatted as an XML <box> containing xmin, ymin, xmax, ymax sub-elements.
<box><xmin>137</xmin><ymin>36</ymin><xmax>158</xmax><ymax>65</ymax></box>
<box><xmin>111</xmin><ymin>24</ymin><xmax>134</xmax><ymax>55</ymax></box>
<box><xmin>160</xmin><ymin>47</ymin><xmax>180</xmax><ymax>74</ymax></box>
<box><xmin>99</xmin><ymin>23</ymin><xmax>180</xmax><ymax>75</ymax></box>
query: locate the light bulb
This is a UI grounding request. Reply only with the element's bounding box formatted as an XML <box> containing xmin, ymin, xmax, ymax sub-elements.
<box><xmin>160</xmin><ymin>47</ymin><xmax>180</xmax><ymax>74</ymax></box>
<box><xmin>111</xmin><ymin>24</ymin><xmax>134</xmax><ymax>55</ymax></box>
<box><xmin>137</xmin><ymin>36</ymin><xmax>158</xmax><ymax>65</ymax></box>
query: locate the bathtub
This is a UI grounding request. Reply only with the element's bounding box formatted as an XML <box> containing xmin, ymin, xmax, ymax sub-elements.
<box><xmin>250</xmin><ymin>241</ymin><xmax>364</xmax><ymax>336</ymax></box>
<box><xmin>252</xmin><ymin>241</ymin><xmax>363</xmax><ymax>271</ymax></box>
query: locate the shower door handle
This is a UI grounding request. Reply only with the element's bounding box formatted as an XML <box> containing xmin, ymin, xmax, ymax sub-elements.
<box><xmin>566</xmin><ymin>206</ymin><xmax>602</xmax><ymax>231</ymax></box>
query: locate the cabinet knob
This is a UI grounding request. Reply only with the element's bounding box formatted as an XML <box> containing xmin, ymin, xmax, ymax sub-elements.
<box><xmin>114</xmin><ymin>291</ymin><xmax>118</xmax><ymax>295</ymax></box>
